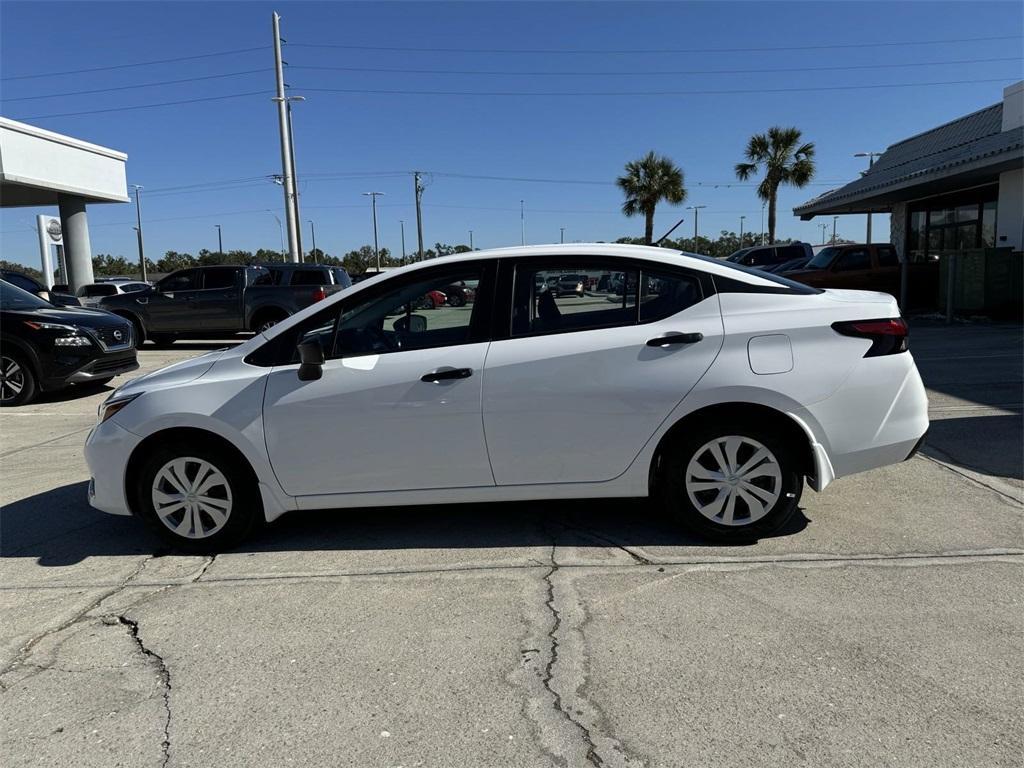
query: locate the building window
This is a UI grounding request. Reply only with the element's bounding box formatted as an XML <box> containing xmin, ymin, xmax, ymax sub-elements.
<box><xmin>907</xmin><ymin>186</ymin><xmax>998</xmax><ymax>261</ymax></box>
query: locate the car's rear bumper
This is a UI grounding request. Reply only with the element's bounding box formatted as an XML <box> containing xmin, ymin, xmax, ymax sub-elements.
<box><xmin>802</xmin><ymin>352</ymin><xmax>929</xmax><ymax>481</ymax></box>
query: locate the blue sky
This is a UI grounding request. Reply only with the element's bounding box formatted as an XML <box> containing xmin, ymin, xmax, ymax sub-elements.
<box><xmin>1</xmin><ymin>1</ymin><xmax>1021</xmax><ymax>267</ymax></box>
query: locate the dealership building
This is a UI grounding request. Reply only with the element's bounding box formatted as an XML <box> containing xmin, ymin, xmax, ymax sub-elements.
<box><xmin>0</xmin><ymin>117</ymin><xmax>129</xmax><ymax>292</ymax></box>
<box><xmin>795</xmin><ymin>81</ymin><xmax>1023</xmax><ymax>313</ymax></box>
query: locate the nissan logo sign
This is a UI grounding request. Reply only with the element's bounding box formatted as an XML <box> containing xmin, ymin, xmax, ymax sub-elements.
<box><xmin>113</xmin><ymin>329</ymin><xmax>124</xmax><ymax>342</ymax></box>
<box><xmin>46</xmin><ymin>220</ymin><xmax>62</xmax><ymax>242</ymax></box>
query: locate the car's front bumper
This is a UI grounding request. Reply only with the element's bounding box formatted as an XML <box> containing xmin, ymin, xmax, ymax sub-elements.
<box><xmin>85</xmin><ymin>418</ymin><xmax>142</xmax><ymax>516</ymax></box>
<box><xmin>41</xmin><ymin>349</ymin><xmax>139</xmax><ymax>391</ymax></box>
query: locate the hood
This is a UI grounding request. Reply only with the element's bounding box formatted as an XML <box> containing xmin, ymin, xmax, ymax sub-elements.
<box><xmin>113</xmin><ymin>348</ymin><xmax>227</xmax><ymax>397</ymax></box>
<box><xmin>6</xmin><ymin>306</ymin><xmax>127</xmax><ymax>329</ymax></box>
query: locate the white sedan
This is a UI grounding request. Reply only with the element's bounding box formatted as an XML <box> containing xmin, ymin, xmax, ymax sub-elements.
<box><xmin>85</xmin><ymin>244</ymin><xmax>928</xmax><ymax>550</ymax></box>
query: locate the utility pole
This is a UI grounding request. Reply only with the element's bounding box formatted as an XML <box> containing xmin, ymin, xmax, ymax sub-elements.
<box><xmin>285</xmin><ymin>96</ymin><xmax>306</xmax><ymax>260</ymax></box>
<box><xmin>739</xmin><ymin>215</ymin><xmax>745</xmax><ymax>246</ymax></box>
<box><xmin>272</xmin><ymin>12</ymin><xmax>300</xmax><ymax>262</ymax></box>
<box><xmin>687</xmin><ymin>205</ymin><xmax>706</xmax><ymax>251</ymax></box>
<box><xmin>761</xmin><ymin>202</ymin><xmax>766</xmax><ymax>245</ymax></box>
<box><xmin>854</xmin><ymin>151</ymin><xmax>881</xmax><ymax>244</ymax></box>
<box><xmin>560</xmin><ymin>227</ymin><xmax>565</xmax><ymax>244</ymax></box>
<box><xmin>308</xmin><ymin>220</ymin><xmax>317</xmax><ymax>263</ymax></box>
<box><xmin>414</xmin><ymin>171</ymin><xmax>425</xmax><ymax>261</ymax></box>
<box><xmin>131</xmin><ymin>184</ymin><xmax>147</xmax><ymax>281</ymax></box>
<box><xmin>469</xmin><ymin>229</ymin><xmax>474</xmax><ymax>250</ymax></box>
<box><xmin>215</xmin><ymin>224</ymin><xmax>223</xmax><ymax>254</ymax></box>
<box><xmin>832</xmin><ymin>216</ymin><xmax>838</xmax><ymax>245</ymax></box>
<box><xmin>520</xmin><ymin>200</ymin><xmax>525</xmax><ymax>246</ymax></box>
<box><xmin>400</xmin><ymin>220</ymin><xmax>407</xmax><ymax>263</ymax></box>
<box><xmin>363</xmin><ymin>192</ymin><xmax>384</xmax><ymax>271</ymax></box>
<box><xmin>819</xmin><ymin>222</ymin><xmax>828</xmax><ymax>244</ymax></box>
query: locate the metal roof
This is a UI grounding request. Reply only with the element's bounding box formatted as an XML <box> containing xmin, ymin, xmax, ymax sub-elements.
<box><xmin>795</xmin><ymin>102</ymin><xmax>1024</xmax><ymax>218</ymax></box>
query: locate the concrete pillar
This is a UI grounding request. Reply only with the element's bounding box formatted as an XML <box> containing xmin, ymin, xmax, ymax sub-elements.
<box><xmin>58</xmin><ymin>194</ymin><xmax>94</xmax><ymax>292</ymax></box>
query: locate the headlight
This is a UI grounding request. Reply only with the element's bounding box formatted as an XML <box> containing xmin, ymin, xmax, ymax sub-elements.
<box><xmin>97</xmin><ymin>392</ymin><xmax>142</xmax><ymax>424</ymax></box>
<box><xmin>24</xmin><ymin>320</ymin><xmax>94</xmax><ymax>347</ymax></box>
<box><xmin>24</xmin><ymin>320</ymin><xmax>78</xmax><ymax>332</ymax></box>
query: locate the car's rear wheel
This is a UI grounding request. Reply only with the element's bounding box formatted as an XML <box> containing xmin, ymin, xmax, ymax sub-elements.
<box><xmin>0</xmin><ymin>352</ymin><xmax>36</xmax><ymax>406</ymax></box>
<box><xmin>660</xmin><ymin>424</ymin><xmax>801</xmax><ymax>540</ymax></box>
<box><xmin>447</xmin><ymin>294</ymin><xmax>465</xmax><ymax>308</ymax></box>
<box><xmin>135</xmin><ymin>442</ymin><xmax>262</xmax><ymax>552</ymax></box>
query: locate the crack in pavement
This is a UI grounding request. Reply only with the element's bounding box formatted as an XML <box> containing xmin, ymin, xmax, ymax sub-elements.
<box><xmin>113</xmin><ymin>614</ymin><xmax>172</xmax><ymax>768</ymax></box>
<box><xmin>916</xmin><ymin>451</ymin><xmax>1022</xmax><ymax>506</ymax></box>
<box><xmin>0</xmin><ymin>555</ymin><xmax>157</xmax><ymax>690</ymax></box>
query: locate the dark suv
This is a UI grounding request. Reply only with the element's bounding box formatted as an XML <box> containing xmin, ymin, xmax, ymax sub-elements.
<box><xmin>0</xmin><ymin>269</ymin><xmax>81</xmax><ymax>307</ymax></box>
<box><xmin>726</xmin><ymin>242</ymin><xmax>814</xmax><ymax>270</ymax></box>
<box><xmin>1</xmin><ymin>279</ymin><xmax>138</xmax><ymax>405</ymax></box>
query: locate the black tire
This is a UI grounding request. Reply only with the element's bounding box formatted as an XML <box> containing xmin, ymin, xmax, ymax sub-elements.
<box><xmin>123</xmin><ymin>315</ymin><xmax>146</xmax><ymax>346</ymax></box>
<box><xmin>659</xmin><ymin>422</ymin><xmax>802</xmax><ymax>541</ymax></box>
<box><xmin>134</xmin><ymin>441</ymin><xmax>263</xmax><ymax>553</ymax></box>
<box><xmin>252</xmin><ymin>312</ymin><xmax>288</xmax><ymax>335</ymax></box>
<box><xmin>0</xmin><ymin>350</ymin><xmax>37</xmax><ymax>406</ymax></box>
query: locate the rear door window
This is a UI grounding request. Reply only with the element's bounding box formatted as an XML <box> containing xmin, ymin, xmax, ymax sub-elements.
<box><xmin>639</xmin><ymin>269</ymin><xmax>702</xmax><ymax>322</ymax></box>
<box><xmin>835</xmin><ymin>249</ymin><xmax>871</xmax><ymax>271</ymax></box>
<box><xmin>512</xmin><ymin>263</ymin><xmax>637</xmax><ymax>337</ymax></box>
<box><xmin>876</xmin><ymin>246</ymin><xmax>899</xmax><ymax>267</ymax></box>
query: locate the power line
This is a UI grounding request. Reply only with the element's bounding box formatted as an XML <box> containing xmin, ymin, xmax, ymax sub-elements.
<box><xmin>288</xmin><ymin>34</ymin><xmax>1021</xmax><ymax>55</ymax></box>
<box><xmin>3</xmin><ymin>69</ymin><xmax>272</xmax><ymax>102</ymax></box>
<box><xmin>297</xmin><ymin>77</ymin><xmax>1017</xmax><ymax>98</ymax></box>
<box><xmin>1</xmin><ymin>46</ymin><xmax>265</xmax><ymax>81</ymax></box>
<box><xmin>290</xmin><ymin>56</ymin><xmax>1020</xmax><ymax>78</ymax></box>
<box><xmin>15</xmin><ymin>91</ymin><xmax>272</xmax><ymax>120</ymax></box>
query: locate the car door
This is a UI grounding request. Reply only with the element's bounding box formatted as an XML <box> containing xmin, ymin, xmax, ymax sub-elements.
<box><xmin>147</xmin><ymin>269</ymin><xmax>201</xmax><ymax>332</ymax></box>
<box><xmin>188</xmin><ymin>267</ymin><xmax>244</xmax><ymax>331</ymax></box>
<box><xmin>482</xmin><ymin>257</ymin><xmax>724</xmax><ymax>486</ymax></box>
<box><xmin>261</xmin><ymin>260</ymin><xmax>497</xmax><ymax>496</ymax></box>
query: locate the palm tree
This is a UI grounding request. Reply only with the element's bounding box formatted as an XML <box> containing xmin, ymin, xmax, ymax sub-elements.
<box><xmin>735</xmin><ymin>127</ymin><xmax>815</xmax><ymax>244</ymax></box>
<box><xmin>617</xmin><ymin>151</ymin><xmax>687</xmax><ymax>245</ymax></box>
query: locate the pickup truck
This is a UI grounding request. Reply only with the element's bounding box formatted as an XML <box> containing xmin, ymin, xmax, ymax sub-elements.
<box><xmin>98</xmin><ymin>264</ymin><xmax>349</xmax><ymax>345</ymax></box>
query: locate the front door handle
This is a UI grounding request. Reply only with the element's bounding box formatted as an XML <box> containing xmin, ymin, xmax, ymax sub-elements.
<box><xmin>421</xmin><ymin>366</ymin><xmax>473</xmax><ymax>383</ymax></box>
<box><xmin>646</xmin><ymin>332</ymin><xmax>703</xmax><ymax>347</ymax></box>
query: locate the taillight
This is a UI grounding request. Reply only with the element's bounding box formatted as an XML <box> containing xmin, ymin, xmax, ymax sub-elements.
<box><xmin>831</xmin><ymin>317</ymin><xmax>908</xmax><ymax>357</ymax></box>
<box><xmin>311</xmin><ymin>286</ymin><xmax>326</xmax><ymax>303</ymax></box>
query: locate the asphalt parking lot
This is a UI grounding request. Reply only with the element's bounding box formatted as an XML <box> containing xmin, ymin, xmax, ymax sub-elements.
<box><xmin>1</xmin><ymin>322</ymin><xmax>1021</xmax><ymax>768</ymax></box>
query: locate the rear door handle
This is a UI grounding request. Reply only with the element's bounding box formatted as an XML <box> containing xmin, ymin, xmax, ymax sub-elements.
<box><xmin>421</xmin><ymin>367</ymin><xmax>473</xmax><ymax>383</ymax></box>
<box><xmin>646</xmin><ymin>332</ymin><xmax>703</xmax><ymax>347</ymax></box>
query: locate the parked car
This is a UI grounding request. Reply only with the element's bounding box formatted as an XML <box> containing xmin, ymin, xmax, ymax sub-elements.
<box><xmin>785</xmin><ymin>243</ymin><xmax>907</xmax><ymax>296</ymax></box>
<box><xmin>444</xmin><ymin>281</ymin><xmax>476</xmax><ymax>307</ymax></box>
<box><xmin>0</xmin><ymin>270</ymin><xmax>81</xmax><ymax>307</ymax></box>
<box><xmin>1</xmin><ymin>280</ymin><xmax>138</xmax><ymax>406</ymax></box>
<box><xmin>765</xmin><ymin>255</ymin><xmax>813</xmax><ymax>274</ymax></box>
<box><xmin>726</xmin><ymin>242</ymin><xmax>814</xmax><ymax>270</ymax></box>
<box><xmin>85</xmin><ymin>243</ymin><xmax>927</xmax><ymax>551</ymax></box>
<box><xmin>77</xmin><ymin>280</ymin><xmax>151</xmax><ymax>306</ymax></box>
<box><xmin>555</xmin><ymin>274</ymin><xmax>585</xmax><ymax>298</ymax></box>
<box><xmin>97</xmin><ymin>264</ymin><xmax>346</xmax><ymax>344</ymax></box>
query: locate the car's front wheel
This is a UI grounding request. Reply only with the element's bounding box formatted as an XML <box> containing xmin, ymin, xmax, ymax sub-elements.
<box><xmin>660</xmin><ymin>424</ymin><xmax>801</xmax><ymax>540</ymax></box>
<box><xmin>135</xmin><ymin>442</ymin><xmax>262</xmax><ymax>552</ymax></box>
<box><xmin>0</xmin><ymin>352</ymin><xmax>36</xmax><ymax>406</ymax></box>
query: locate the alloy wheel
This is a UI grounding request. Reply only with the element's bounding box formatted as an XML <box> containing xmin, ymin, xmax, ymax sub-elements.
<box><xmin>684</xmin><ymin>436</ymin><xmax>782</xmax><ymax>526</ymax></box>
<box><xmin>151</xmin><ymin>457</ymin><xmax>233</xmax><ymax>539</ymax></box>
<box><xmin>0</xmin><ymin>356</ymin><xmax>26</xmax><ymax>403</ymax></box>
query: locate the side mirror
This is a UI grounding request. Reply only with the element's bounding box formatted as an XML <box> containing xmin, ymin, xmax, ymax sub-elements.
<box><xmin>393</xmin><ymin>314</ymin><xmax>427</xmax><ymax>334</ymax></box>
<box><xmin>297</xmin><ymin>338</ymin><xmax>325</xmax><ymax>381</ymax></box>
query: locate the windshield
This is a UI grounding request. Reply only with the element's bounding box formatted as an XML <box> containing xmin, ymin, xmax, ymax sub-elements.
<box><xmin>807</xmin><ymin>246</ymin><xmax>841</xmax><ymax>269</ymax></box>
<box><xmin>0</xmin><ymin>280</ymin><xmax>53</xmax><ymax>310</ymax></box>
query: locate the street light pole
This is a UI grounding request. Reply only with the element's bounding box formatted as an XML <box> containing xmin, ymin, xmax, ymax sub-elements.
<box><xmin>520</xmin><ymin>200</ymin><xmax>525</xmax><ymax>246</ymax></box>
<box><xmin>414</xmin><ymin>171</ymin><xmax>425</xmax><ymax>261</ymax></box>
<box><xmin>760</xmin><ymin>202</ymin><xmax>766</xmax><ymax>245</ymax></box>
<box><xmin>819</xmin><ymin>222</ymin><xmax>828</xmax><ymax>244</ymax></box>
<box><xmin>687</xmin><ymin>205</ymin><xmax>707</xmax><ymax>251</ymax></box>
<box><xmin>271</xmin><ymin>12</ymin><xmax>301</xmax><ymax>263</ymax></box>
<box><xmin>854</xmin><ymin>152</ymin><xmax>882</xmax><ymax>244</ymax></box>
<box><xmin>739</xmin><ymin>215</ymin><xmax>745</xmax><ymax>246</ymax></box>
<box><xmin>308</xmin><ymin>220</ymin><xmax>317</xmax><ymax>263</ymax></box>
<box><xmin>832</xmin><ymin>215</ymin><xmax>839</xmax><ymax>245</ymax></box>
<box><xmin>131</xmin><ymin>184</ymin><xmax>147</xmax><ymax>281</ymax></box>
<box><xmin>363</xmin><ymin>192</ymin><xmax>384</xmax><ymax>271</ymax></box>
<box><xmin>266</xmin><ymin>210</ymin><xmax>284</xmax><ymax>257</ymax></box>
<box><xmin>399</xmin><ymin>220</ymin><xmax>406</xmax><ymax>263</ymax></box>
<box><xmin>469</xmin><ymin>229</ymin><xmax>474</xmax><ymax>250</ymax></box>
<box><xmin>215</xmin><ymin>224</ymin><xmax>223</xmax><ymax>254</ymax></box>
<box><xmin>560</xmin><ymin>227</ymin><xmax>565</xmax><ymax>244</ymax></box>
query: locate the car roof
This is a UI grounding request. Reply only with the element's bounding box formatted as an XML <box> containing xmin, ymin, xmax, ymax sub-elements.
<box><xmin>364</xmin><ymin>243</ymin><xmax>784</xmax><ymax>289</ymax></box>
